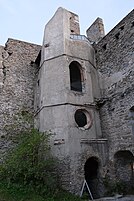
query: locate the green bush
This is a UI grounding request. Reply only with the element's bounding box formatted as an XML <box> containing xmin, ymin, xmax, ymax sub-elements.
<box><xmin>0</xmin><ymin>129</ymin><xmax>58</xmax><ymax>195</ymax></box>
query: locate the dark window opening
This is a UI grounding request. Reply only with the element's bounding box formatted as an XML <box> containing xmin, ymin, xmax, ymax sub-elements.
<box><xmin>69</xmin><ymin>61</ymin><xmax>82</xmax><ymax>92</ymax></box>
<box><xmin>71</xmin><ymin>30</ymin><xmax>74</xmax><ymax>33</ymax></box>
<box><xmin>115</xmin><ymin>32</ymin><xmax>120</xmax><ymax>40</ymax></box>
<box><xmin>130</xmin><ymin>106</ymin><xmax>134</xmax><ymax>135</ymax></box>
<box><xmin>102</xmin><ymin>44</ymin><xmax>107</xmax><ymax>50</ymax></box>
<box><xmin>35</xmin><ymin>50</ymin><xmax>41</xmax><ymax>67</ymax></box>
<box><xmin>75</xmin><ymin>110</ymin><xmax>87</xmax><ymax>127</ymax></box>
<box><xmin>8</xmin><ymin>51</ymin><xmax>13</xmax><ymax>56</ymax></box>
<box><xmin>44</xmin><ymin>43</ymin><xmax>49</xmax><ymax>48</ymax></box>
<box><xmin>130</xmin><ymin>106</ymin><xmax>134</xmax><ymax>111</ymax></box>
<box><xmin>37</xmin><ymin>80</ymin><xmax>40</xmax><ymax>86</ymax></box>
<box><xmin>131</xmin><ymin>22</ymin><xmax>134</xmax><ymax>27</ymax></box>
<box><xmin>120</xmin><ymin>25</ymin><xmax>124</xmax><ymax>30</ymax></box>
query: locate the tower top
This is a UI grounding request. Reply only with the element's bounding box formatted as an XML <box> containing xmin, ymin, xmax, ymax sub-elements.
<box><xmin>86</xmin><ymin>17</ymin><xmax>105</xmax><ymax>43</ymax></box>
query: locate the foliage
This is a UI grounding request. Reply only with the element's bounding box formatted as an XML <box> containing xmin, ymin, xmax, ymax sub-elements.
<box><xmin>0</xmin><ymin>181</ymin><xmax>83</xmax><ymax>201</ymax></box>
<box><xmin>0</xmin><ymin>129</ymin><xmax>58</xmax><ymax>195</ymax></box>
<box><xmin>0</xmin><ymin>112</ymin><xmax>84</xmax><ymax>200</ymax></box>
<box><xmin>103</xmin><ymin>177</ymin><xmax>127</xmax><ymax>196</ymax></box>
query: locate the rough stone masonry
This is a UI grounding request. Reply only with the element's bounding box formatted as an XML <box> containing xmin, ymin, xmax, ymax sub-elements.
<box><xmin>0</xmin><ymin>7</ymin><xmax>134</xmax><ymax>198</ymax></box>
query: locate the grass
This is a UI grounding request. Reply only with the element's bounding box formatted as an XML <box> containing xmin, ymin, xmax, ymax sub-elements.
<box><xmin>0</xmin><ymin>181</ymin><xmax>84</xmax><ymax>201</ymax></box>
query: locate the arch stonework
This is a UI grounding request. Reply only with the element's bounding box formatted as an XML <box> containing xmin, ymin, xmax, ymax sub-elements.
<box><xmin>114</xmin><ymin>150</ymin><xmax>134</xmax><ymax>191</ymax></box>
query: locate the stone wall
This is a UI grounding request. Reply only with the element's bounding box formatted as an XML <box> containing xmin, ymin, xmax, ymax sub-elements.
<box><xmin>86</xmin><ymin>17</ymin><xmax>105</xmax><ymax>43</ymax></box>
<box><xmin>95</xmin><ymin>9</ymin><xmax>134</xmax><ymax>183</ymax></box>
<box><xmin>0</xmin><ymin>38</ymin><xmax>41</xmax><ymax>160</ymax></box>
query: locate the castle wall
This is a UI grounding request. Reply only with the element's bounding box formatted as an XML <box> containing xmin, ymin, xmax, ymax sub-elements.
<box><xmin>0</xmin><ymin>39</ymin><xmax>41</xmax><ymax>160</ymax></box>
<box><xmin>1</xmin><ymin>6</ymin><xmax>134</xmax><ymax>197</ymax></box>
<box><xmin>86</xmin><ymin>17</ymin><xmax>105</xmax><ymax>43</ymax></box>
<box><xmin>95</xmin><ymin>10</ymin><xmax>134</xmax><ymax>181</ymax></box>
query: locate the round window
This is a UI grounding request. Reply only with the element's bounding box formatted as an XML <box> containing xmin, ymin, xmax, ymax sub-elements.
<box><xmin>74</xmin><ymin>109</ymin><xmax>92</xmax><ymax>129</ymax></box>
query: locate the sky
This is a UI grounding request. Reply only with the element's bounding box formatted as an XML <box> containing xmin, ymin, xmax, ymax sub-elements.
<box><xmin>0</xmin><ymin>0</ymin><xmax>133</xmax><ymax>46</ymax></box>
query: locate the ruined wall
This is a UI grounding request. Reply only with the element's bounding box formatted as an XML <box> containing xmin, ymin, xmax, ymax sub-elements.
<box><xmin>86</xmin><ymin>17</ymin><xmax>105</xmax><ymax>43</ymax></box>
<box><xmin>0</xmin><ymin>39</ymin><xmax>41</xmax><ymax>160</ymax></box>
<box><xmin>95</xmin><ymin>10</ymin><xmax>134</xmax><ymax>182</ymax></box>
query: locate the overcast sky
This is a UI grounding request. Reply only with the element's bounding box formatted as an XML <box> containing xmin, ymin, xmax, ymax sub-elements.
<box><xmin>0</xmin><ymin>0</ymin><xmax>133</xmax><ymax>46</ymax></box>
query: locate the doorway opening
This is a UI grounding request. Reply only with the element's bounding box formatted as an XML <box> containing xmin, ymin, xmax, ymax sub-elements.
<box><xmin>114</xmin><ymin>150</ymin><xmax>134</xmax><ymax>191</ymax></box>
<box><xmin>84</xmin><ymin>157</ymin><xmax>100</xmax><ymax>198</ymax></box>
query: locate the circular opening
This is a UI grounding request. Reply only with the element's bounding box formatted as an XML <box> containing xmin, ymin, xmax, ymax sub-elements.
<box><xmin>74</xmin><ymin>109</ymin><xmax>92</xmax><ymax>129</ymax></box>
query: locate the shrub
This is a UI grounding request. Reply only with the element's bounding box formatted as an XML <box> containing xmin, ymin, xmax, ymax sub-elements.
<box><xmin>0</xmin><ymin>129</ymin><xmax>58</xmax><ymax>195</ymax></box>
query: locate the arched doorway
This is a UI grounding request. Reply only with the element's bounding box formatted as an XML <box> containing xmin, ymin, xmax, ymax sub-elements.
<box><xmin>84</xmin><ymin>157</ymin><xmax>100</xmax><ymax>198</ymax></box>
<box><xmin>114</xmin><ymin>150</ymin><xmax>134</xmax><ymax>190</ymax></box>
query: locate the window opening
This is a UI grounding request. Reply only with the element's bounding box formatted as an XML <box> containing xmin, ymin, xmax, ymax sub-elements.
<box><xmin>71</xmin><ymin>30</ymin><xmax>74</xmax><ymax>33</ymax></box>
<box><xmin>131</xmin><ymin>22</ymin><xmax>134</xmax><ymax>27</ymax></box>
<box><xmin>115</xmin><ymin>32</ymin><xmax>120</xmax><ymax>40</ymax></box>
<box><xmin>120</xmin><ymin>25</ymin><xmax>124</xmax><ymax>30</ymax></box>
<box><xmin>74</xmin><ymin>109</ymin><xmax>92</xmax><ymax>129</ymax></box>
<box><xmin>102</xmin><ymin>44</ymin><xmax>107</xmax><ymax>50</ymax></box>
<box><xmin>75</xmin><ymin>110</ymin><xmax>87</xmax><ymax>127</ymax></box>
<box><xmin>35</xmin><ymin>50</ymin><xmax>41</xmax><ymax>67</ymax></box>
<box><xmin>130</xmin><ymin>106</ymin><xmax>134</xmax><ymax>135</ymax></box>
<box><xmin>69</xmin><ymin>61</ymin><xmax>82</xmax><ymax>92</ymax></box>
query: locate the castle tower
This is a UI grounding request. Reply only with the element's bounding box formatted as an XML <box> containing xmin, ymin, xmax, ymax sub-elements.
<box><xmin>34</xmin><ymin>7</ymin><xmax>107</xmax><ymax>196</ymax></box>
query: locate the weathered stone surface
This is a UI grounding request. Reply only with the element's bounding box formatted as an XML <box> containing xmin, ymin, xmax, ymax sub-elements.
<box><xmin>94</xmin><ymin>9</ymin><xmax>134</xmax><ymax>188</ymax></box>
<box><xmin>0</xmin><ymin>39</ymin><xmax>41</xmax><ymax>160</ymax></box>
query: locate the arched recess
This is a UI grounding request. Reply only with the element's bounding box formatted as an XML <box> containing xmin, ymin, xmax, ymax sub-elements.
<box><xmin>84</xmin><ymin>157</ymin><xmax>100</xmax><ymax>198</ymax></box>
<box><xmin>114</xmin><ymin>150</ymin><xmax>134</xmax><ymax>187</ymax></box>
<box><xmin>69</xmin><ymin>61</ymin><xmax>83</xmax><ymax>92</ymax></box>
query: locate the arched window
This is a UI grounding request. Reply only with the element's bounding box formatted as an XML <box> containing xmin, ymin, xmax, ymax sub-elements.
<box><xmin>69</xmin><ymin>61</ymin><xmax>82</xmax><ymax>92</ymax></box>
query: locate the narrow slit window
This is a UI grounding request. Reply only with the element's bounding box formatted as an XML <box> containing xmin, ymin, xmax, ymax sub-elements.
<box><xmin>130</xmin><ymin>106</ymin><xmax>134</xmax><ymax>135</ymax></box>
<box><xmin>115</xmin><ymin>32</ymin><xmax>120</xmax><ymax>40</ymax></box>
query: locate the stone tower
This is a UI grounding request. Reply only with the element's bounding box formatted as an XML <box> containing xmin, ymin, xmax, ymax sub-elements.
<box><xmin>34</xmin><ymin>7</ymin><xmax>107</xmax><ymax>196</ymax></box>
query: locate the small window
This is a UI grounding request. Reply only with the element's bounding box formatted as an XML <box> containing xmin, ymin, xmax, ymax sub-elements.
<box><xmin>69</xmin><ymin>61</ymin><xmax>82</xmax><ymax>92</ymax></box>
<box><xmin>120</xmin><ymin>25</ymin><xmax>124</xmax><ymax>30</ymax></box>
<box><xmin>131</xmin><ymin>22</ymin><xmax>134</xmax><ymax>27</ymax></box>
<box><xmin>102</xmin><ymin>44</ymin><xmax>107</xmax><ymax>50</ymax></box>
<box><xmin>75</xmin><ymin>110</ymin><xmax>87</xmax><ymax>127</ymax></box>
<box><xmin>115</xmin><ymin>32</ymin><xmax>120</xmax><ymax>40</ymax></box>
<box><xmin>130</xmin><ymin>106</ymin><xmax>134</xmax><ymax>135</ymax></box>
<box><xmin>74</xmin><ymin>109</ymin><xmax>92</xmax><ymax>129</ymax></box>
<box><xmin>35</xmin><ymin>50</ymin><xmax>41</xmax><ymax>67</ymax></box>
